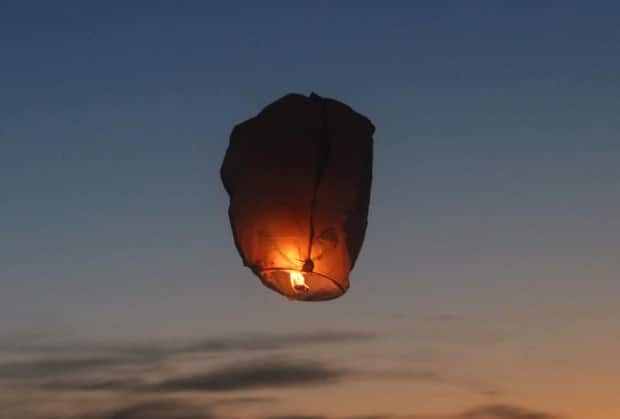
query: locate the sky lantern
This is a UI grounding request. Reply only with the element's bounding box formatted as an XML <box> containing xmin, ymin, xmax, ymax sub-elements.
<box><xmin>221</xmin><ymin>93</ymin><xmax>374</xmax><ymax>301</ymax></box>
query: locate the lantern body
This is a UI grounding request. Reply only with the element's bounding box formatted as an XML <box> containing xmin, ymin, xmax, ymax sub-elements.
<box><xmin>221</xmin><ymin>93</ymin><xmax>374</xmax><ymax>301</ymax></box>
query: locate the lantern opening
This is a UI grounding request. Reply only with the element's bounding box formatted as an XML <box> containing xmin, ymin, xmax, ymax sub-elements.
<box><xmin>259</xmin><ymin>268</ymin><xmax>347</xmax><ymax>301</ymax></box>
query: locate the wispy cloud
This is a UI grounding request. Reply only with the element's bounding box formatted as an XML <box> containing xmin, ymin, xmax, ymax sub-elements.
<box><xmin>0</xmin><ymin>330</ymin><xmax>373</xmax><ymax>358</ymax></box>
<box><xmin>261</xmin><ymin>405</ymin><xmax>560</xmax><ymax>419</ymax></box>
<box><xmin>31</xmin><ymin>357</ymin><xmax>437</xmax><ymax>396</ymax></box>
<box><xmin>0</xmin><ymin>329</ymin><xmax>378</xmax><ymax>419</ymax></box>
<box><xmin>340</xmin><ymin>405</ymin><xmax>560</xmax><ymax>419</ymax></box>
<box><xmin>343</xmin><ymin>416</ymin><xmax>394</xmax><ymax>419</ymax></box>
<box><xmin>86</xmin><ymin>400</ymin><xmax>214</xmax><ymax>419</ymax></box>
<box><xmin>0</xmin><ymin>332</ymin><xmax>557</xmax><ymax>419</ymax></box>
<box><xmin>154</xmin><ymin>358</ymin><xmax>348</xmax><ymax>392</ymax></box>
<box><xmin>5</xmin><ymin>396</ymin><xmax>560</xmax><ymax>419</ymax></box>
<box><xmin>0</xmin><ymin>357</ymin><xmax>136</xmax><ymax>380</ymax></box>
<box><xmin>458</xmin><ymin>404</ymin><xmax>559</xmax><ymax>419</ymax></box>
<box><xmin>39</xmin><ymin>358</ymin><xmax>349</xmax><ymax>394</ymax></box>
<box><xmin>41</xmin><ymin>377</ymin><xmax>143</xmax><ymax>392</ymax></box>
<box><xmin>0</xmin><ymin>330</ymin><xmax>373</xmax><ymax>387</ymax></box>
<box><xmin>263</xmin><ymin>416</ymin><xmax>328</xmax><ymax>419</ymax></box>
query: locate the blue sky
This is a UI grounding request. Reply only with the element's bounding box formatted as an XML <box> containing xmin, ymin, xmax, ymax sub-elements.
<box><xmin>1</xmin><ymin>2</ymin><xmax>619</xmax><ymax>418</ymax></box>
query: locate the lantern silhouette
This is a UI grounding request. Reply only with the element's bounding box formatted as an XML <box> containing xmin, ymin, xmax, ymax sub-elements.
<box><xmin>221</xmin><ymin>93</ymin><xmax>374</xmax><ymax>301</ymax></box>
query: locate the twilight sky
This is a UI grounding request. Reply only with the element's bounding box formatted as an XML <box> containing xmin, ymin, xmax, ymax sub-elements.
<box><xmin>1</xmin><ymin>2</ymin><xmax>619</xmax><ymax>419</ymax></box>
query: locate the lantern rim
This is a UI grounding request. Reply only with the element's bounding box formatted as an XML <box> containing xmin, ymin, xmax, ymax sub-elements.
<box><xmin>257</xmin><ymin>268</ymin><xmax>348</xmax><ymax>302</ymax></box>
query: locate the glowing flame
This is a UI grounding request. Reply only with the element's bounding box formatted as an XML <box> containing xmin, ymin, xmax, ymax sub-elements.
<box><xmin>290</xmin><ymin>271</ymin><xmax>310</xmax><ymax>293</ymax></box>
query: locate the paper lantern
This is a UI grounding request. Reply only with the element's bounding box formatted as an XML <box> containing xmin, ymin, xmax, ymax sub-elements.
<box><xmin>221</xmin><ymin>93</ymin><xmax>374</xmax><ymax>301</ymax></box>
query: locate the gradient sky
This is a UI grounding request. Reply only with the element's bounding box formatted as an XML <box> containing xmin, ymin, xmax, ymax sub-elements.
<box><xmin>1</xmin><ymin>2</ymin><xmax>619</xmax><ymax>419</ymax></box>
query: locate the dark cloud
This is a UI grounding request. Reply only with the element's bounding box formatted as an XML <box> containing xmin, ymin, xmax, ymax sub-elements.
<box><xmin>0</xmin><ymin>330</ymin><xmax>372</xmax><ymax>392</ymax></box>
<box><xmin>0</xmin><ymin>357</ymin><xmax>132</xmax><ymax>380</ymax></box>
<box><xmin>0</xmin><ymin>397</ymin><xmax>562</xmax><ymax>419</ymax></box>
<box><xmin>263</xmin><ymin>416</ymin><xmax>327</xmax><ymax>419</ymax></box>
<box><xmin>90</xmin><ymin>400</ymin><xmax>214</xmax><ymax>419</ymax></box>
<box><xmin>1</xmin><ymin>331</ymin><xmax>373</xmax><ymax>359</ymax></box>
<box><xmin>259</xmin><ymin>405</ymin><xmax>560</xmax><ymax>419</ymax></box>
<box><xmin>26</xmin><ymin>358</ymin><xmax>348</xmax><ymax>394</ymax></box>
<box><xmin>16</xmin><ymin>400</ymin><xmax>214</xmax><ymax>419</ymax></box>
<box><xmin>154</xmin><ymin>358</ymin><xmax>348</xmax><ymax>392</ymax></box>
<box><xmin>41</xmin><ymin>377</ymin><xmax>142</xmax><ymax>392</ymax></box>
<box><xmin>23</xmin><ymin>360</ymin><xmax>429</xmax><ymax>396</ymax></box>
<box><xmin>458</xmin><ymin>404</ymin><xmax>559</xmax><ymax>419</ymax></box>
<box><xmin>344</xmin><ymin>416</ymin><xmax>393</xmax><ymax>419</ymax></box>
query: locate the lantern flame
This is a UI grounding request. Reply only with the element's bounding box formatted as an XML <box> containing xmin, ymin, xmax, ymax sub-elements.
<box><xmin>290</xmin><ymin>271</ymin><xmax>310</xmax><ymax>293</ymax></box>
